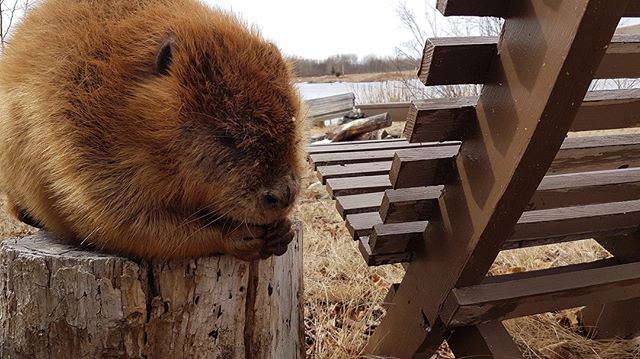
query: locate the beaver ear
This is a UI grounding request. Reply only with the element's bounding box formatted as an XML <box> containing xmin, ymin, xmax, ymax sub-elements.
<box><xmin>155</xmin><ymin>36</ymin><xmax>175</xmax><ymax>75</ymax></box>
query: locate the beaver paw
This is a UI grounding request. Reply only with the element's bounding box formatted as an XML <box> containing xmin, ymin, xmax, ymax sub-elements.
<box><xmin>226</xmin><ymin>219</ymin><xmax>295</xmax><ymax>261</ymax></box>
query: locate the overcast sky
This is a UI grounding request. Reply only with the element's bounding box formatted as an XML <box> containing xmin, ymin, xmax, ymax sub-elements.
<box><xmin>203</xmin><ymin>0</ymin><xmax>424</xmax><ymax>60</ymax></box>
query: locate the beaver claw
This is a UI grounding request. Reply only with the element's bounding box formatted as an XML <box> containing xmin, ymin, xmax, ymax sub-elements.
<box><xmin>226</xmin><ymin>218</ymin><xmax>295</xmax><ymax>261</ymax></box>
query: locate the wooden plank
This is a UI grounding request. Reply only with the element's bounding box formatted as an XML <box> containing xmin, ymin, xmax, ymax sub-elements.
<box><xmin>437</xmin><ymin>0</ymin><xmax>640</xmax><ymax>17</ymax></box>
<box><xmin>391</xmin><ymin>134</ymin><xmax>640</xmax><ymax>189</ymax></box>
<box><xmin>306</xmin><ymin>138</ymin><xmax>404</xmax><ymax>149</ymax></box>
<box><xmin>317</xmin><ymin>162</ymin><xmax>391</xmax><ymax>184</ymax></box>
<box><xmin>307</xmin><ymin>140</ymin><xmax>419</xmax><ymax>155</ymax></box>
<box><xmin>419</xmin><ymin>35</ymin><xmax>640</xmax><ymax>86</ymax></box>
<box><xmin>405</xmin><ymin>89</ymin><xmax>640</xmax><ymax>143</ymax></box>
<box><xmin>336</xmin><ymin>192</ymin><xmax>384</xmax><ymax>217</ymax></box>
<box><xmin>369</xmin><ymin>221</ymin><xmax>428</xmax><ymax>254</ymax></box>
<box><xmin>358</xmin><ymin>236</ymin><xmax>414</xmax><ymax>266</ymax></box>
<box><xmin>440</xmin><ymin>261</ymin><xmax>640</xmax><ymax>327</ymax></box>
<box><xmin>358</xmin><ymin>102</ymin><xmax>412</xmax><ymax>123</ymax></box>
<box><xmin>345</xmin><ymin>212</ymin><xmax>382</xmax><ymax>239</ymax></box>
<box><xmin>366</xmin><ymin>2</ymin><xmax>628</xmax><ymax>356</ymax></box>
<box><xmin>326</xmin><ymin>175</ymin><xmax>391</xmax><ymax>197</ymax></box>
<box><xmin>579</xmin><ymin>232</ymin><xmax>640</xmax><ymax>339</ymax></box>
<box><xmin>380</xmin><ymin>186</ymin><xmax>443</xmax><ymax>223</ymax></box>
<box><xmin>305</xmin><ymin>93</ymin><xmax>355</xmax><ymax>123</ymax></box>
<box><xmin>309</xmin><ymin>142</ymin><xmax>459</xmax><ymax>168</ymax></box>
<box><xmin>448</xmin><ymin>322</ymin><xmax>524</xmax><ymax>359</ymax></box>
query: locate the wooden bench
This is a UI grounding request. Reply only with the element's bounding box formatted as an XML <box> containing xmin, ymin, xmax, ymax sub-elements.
<box><xmin>307</xmin><ymin>1</ymin><xmax>640</xmax><ymax>357</ymax></box>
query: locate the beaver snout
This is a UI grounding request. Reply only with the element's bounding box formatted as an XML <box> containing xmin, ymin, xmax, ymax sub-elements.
<box><xmin>260</xmin><ymin>181</ymin><xmax>297</xmax><ymax>212</ymax></box>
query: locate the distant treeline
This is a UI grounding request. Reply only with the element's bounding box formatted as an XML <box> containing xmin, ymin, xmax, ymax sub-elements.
<box><xmin>289</xmin><ymin>54</ymin><xmax>418</xmax><ymax>77</ymax></box>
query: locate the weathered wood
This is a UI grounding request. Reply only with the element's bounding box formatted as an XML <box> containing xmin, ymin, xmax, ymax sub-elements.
<box><xmin>326</xmin><ymin>175</ymin><xmax>391</xmax><ymax>197</ymax></box>
<box><xmin>405</xmin><ymin>89</ymin><xmax>640</xmax><ymax>143</ymax></box>
<box><xmin>420</xmin><ymin>35</ymin><xmax>640</xmax><ymax>86</ymax></box>
<box><xmin>579</xmin><ymin>232</ymin><xmax>640</xmax><ymax>339</ymax></box>
<box><xmin>391</xmin><ymin>133</ymin><xmax>640</xmax><ymax>189</ymax></box>
<box><xmin>436</xmin><ymin>0</ymin><xmax>640</xmax><ymax>17</ymax></box>
<box><xmin>366</xmin><ymin>2</ymin><xmax>628</xmax><ymax>356</ymax></box>
<box><xmin>369</xmin><ymin>221</ymin><xmax>428</xmax><ymax>254</ymax></box>
<box><xmin>358</xmin><ymin>236</ymin><xmax>414</xmax><ymax>267</ymax></box>
<box><xmin>309</xmin><ymin>141</ymin><xmax>459</xmax><ymax>168</ymax></box>
<box><xmin>448</xmin><ymin>322</ymin><xmax>524</xmax><ymax>359</ymax></box>
<box><xmin>304</xmin><ymin>93</ymin><xmax>355</xmax><ymax>124</ymax></box>
<box><xmin>0</xmin><ymin>228</ymin><xmax>304</xmax><ymax>359</ymax></box>
<box><xmin>317</xmin><ymin>162</ymin><xmax>392</xmax><ymax>184</ymax></box>
<box><xmin>328</xmin><ymin>113</ymin><xmax>391</xmax><ymax>142</ymax></box>
<box><xmin>358</xmin><ymin>102</ymin><xmax>412</xmax><ymax>123</ymax></box>
<box><xmin>307</xmin><ymin>140</ymin><xmax>414</xmax><ymax>155</ymax></box>
<box><xmin>306</xmin><ymin>138</ymin><xmax>404</xmax><ymax>152</ymax></box>
<box><xmin>440</xmin><ymin>261</ymin><xmax>640</xmax><ymax>327</ymax></box>
<box><xmin>336</xmin><ymin>192</ymin><xmax>385</xmax><ymax>217</ymax></box>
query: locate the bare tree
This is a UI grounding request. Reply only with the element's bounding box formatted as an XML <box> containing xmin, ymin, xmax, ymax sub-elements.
<box><xmin>1</xmin><ymin>0</ymin><xmax>32</xmax><ymax>50</ymax></box>
<box><xmin>394</xmin><ymin>0</ymin><xmax>502</xmax><ymax>100</ymax></box>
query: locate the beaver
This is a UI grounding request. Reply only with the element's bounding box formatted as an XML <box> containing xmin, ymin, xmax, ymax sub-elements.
<box><xmin>0</xmin><ymin>0</ymin><xmax>303</xmax><ymax>260</ymax></box>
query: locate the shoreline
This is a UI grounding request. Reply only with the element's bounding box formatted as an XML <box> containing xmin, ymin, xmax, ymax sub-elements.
<box><xmin>296</xmin><ymin>70</ymin><xmax>416</xmax><ymax>84</ymax></box>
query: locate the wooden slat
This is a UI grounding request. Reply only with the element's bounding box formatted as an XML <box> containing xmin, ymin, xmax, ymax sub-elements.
<box><xmin>420</xmin><ymin>35</ymin><xmax>640</xmax><ymax>86</ymax></box>
<box><xmin>405</xmin><ymin>89</ymin><xmax>640</xmax><ymax>143</ymax></box>
<box><xmin>366</xmin><ymin>3</ymin><xmax>627</xmax><ymax>355</ymax></box>
<box><xmin>306</xmin><ymin>138</ymin><xmax>404</xmax><ymax>149</ymax></box>
<box><xmin>392</xmin><ymin>134</ymin><xmax>640</xmax><ymax>189</ymax></box>
<box><xmin>345</xmin><ymin>212</ymin><xmax>382</xmax><ymax>239</ymax></box>
<box><xmin>448</xmin><ymin>322</ymin><xmax>524</xmax><ymax>359</ymax></box>
<box><xmin>305</xmin><ymin>93</ymin><xmax>355</xmax><ymax>123</ymax></box>
<box><xmin>436</xmin><ymin>0</ymin><xmax>640</xmax><ymax>17</ymax></box>
<box><xmin>317</xmin><ymin>161</ymin><xmax>391</xmax><ymax>184</ymax></box>
<box><xmin>358</xmin><ymin>236</ymin><xmax>414</xmax><ymax>266</ymax></box>
<box><xmin>309</xmin><ymin>141</ymin><xmax>459</xmax><ymax>168</ymax></box>
<box><xmin>440</xmin><ymin>261</ymin><xmax>640</xmax><ymax>327</ymax></box>
<box><xmin>326</xmin><ymin>175</ymin><xmax>391</xmax><ymax>197</ymax></box>
<box><xmin>380</xmin><ymin>186</ymin><xmax>443</xmax><ymax>223</ymax></box>
<box><xmin>369</xmin><ymin>221</ymin><xmax>428</xmax><ymax>254</ymax></box>
<box><xmin>336</xmin><ymin>192</ymin><xmax>384</xmax><ymax>217</ymax></box>
<box><xmin>307</xmin><ymin>140</ymin><xmax>421</xmax><ymax>155</ymax></box>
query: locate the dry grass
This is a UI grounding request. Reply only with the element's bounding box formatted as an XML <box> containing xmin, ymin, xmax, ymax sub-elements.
<box><xmin>297</xmin><ymin>71</ymin><xmax>415</xmax><ymax>84</ymax></box>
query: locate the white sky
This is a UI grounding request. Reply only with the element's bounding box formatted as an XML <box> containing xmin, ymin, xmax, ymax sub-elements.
<box><xmin>203</xmin><ymin>0</ymin><xmax>424</xmax><ymax>60</ymax></box>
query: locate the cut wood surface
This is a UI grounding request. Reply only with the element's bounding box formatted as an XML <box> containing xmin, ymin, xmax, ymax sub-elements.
<box><xmin>436</xmin><ymin>0</ymin><xmax>640</xmax><ymax>17</ymax></box>
<box><xmin>404</xmin><ymin>89</ymin><xmax>640</xmax><ymax>143</ymax></box>
<box><xmin>328</xmin><ymin>113</ymin><xmax>391</xmax><ymax>142</ymax></box>
<box><xmin>0</xmin><ymin>228</ymin><xmax>304</xmax><ymax>359</ymax></box>
<box><xmin>419</xmin><ymin>35</ymin><xmax>640</xmax><ymax>86</ymax></box>
<box><xmin>441</xmin><ymin>261</ymin><xmax>640</xmax><ymax>327</ymax></box>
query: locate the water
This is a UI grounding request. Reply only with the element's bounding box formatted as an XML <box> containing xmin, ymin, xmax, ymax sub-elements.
<box><xmin>296</xmin><ymin>80</ymin><xmax>428</xmax><ymax>103</ymax></box>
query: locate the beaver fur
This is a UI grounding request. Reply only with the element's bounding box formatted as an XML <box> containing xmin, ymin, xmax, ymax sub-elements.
<box><xmin>0</xmin><ymin>0</ymin><xmax>303</xmax><ymax>260</ymax></box>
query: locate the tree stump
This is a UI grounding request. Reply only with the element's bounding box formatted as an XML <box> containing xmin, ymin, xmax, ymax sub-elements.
<box><xmin>0</xmin><ymin>222</ymin><xmax>304</xmax><ymax>359</ymax></box>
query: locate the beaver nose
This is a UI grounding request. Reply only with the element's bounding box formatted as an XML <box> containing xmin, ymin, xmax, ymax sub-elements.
<box><xmin>261</xmin><ymin>187</ymin><xmax>293</xmax><ymax>211</ymax></box>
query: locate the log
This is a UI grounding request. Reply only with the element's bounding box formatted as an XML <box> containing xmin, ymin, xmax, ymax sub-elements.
<box><xmin>328</xmin><ymin>113</ymin><xmax>391</xmax><ymax>142</ymax></box>
<box><xmin>0</xmin><ymin>222</ymin><xmax>303</xmax><ymax>359</ymax></box>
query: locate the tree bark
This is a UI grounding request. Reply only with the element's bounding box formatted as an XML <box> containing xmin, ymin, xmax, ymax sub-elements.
<box><xmin>328</xmin><ymin>112</ymin><xmax>391</xmax><ymax>142</ymax></box>
<box><xmin>0</xmin><ymin>221</ymin><xmax>303</xmax><ymax>359</ymax></box>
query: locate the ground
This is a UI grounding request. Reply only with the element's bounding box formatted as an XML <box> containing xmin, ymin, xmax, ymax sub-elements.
<box><xmin>1</xmin><ymin>128</ymin><xmax>640</xmax><ymax>358</ymax></box>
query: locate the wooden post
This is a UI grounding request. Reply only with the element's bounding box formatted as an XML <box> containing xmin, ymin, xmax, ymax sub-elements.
<box><xmin>0</xmin><ymin>222</ymin><xmax>303</xmax><ymax>359</ymax></box>
<box><xmin>579</xmin><ymin>232</ymin><xmax>640</xmax><ymax>339</ymax></box>
<box><xmin>364</xmin><ymin>1</ymin><xmax>628</xmax><ymax>357</ymax></box>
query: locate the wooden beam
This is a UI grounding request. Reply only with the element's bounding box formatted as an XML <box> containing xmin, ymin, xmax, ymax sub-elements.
<box><xmin>440</xmin><ymin>261</ymin><xmax>640</xmax><ymax>327</ymax></box>
<box><xmin>326</xmin><ymin>175</ymin><xmax>391</xmax><ymax>197</ymax></box>
<box><xmin>579</xmin><ymin>232</ymin><xmax>640</xmax><ymax>339</ymax></box>
<box><xmin>391</xmin><ymin>134</ymin><xmax>640</xmax><ymax>189</ymax></box>
<box><xmin>448</xmin><ymin>322</ymin><xmax>524</xmax><ymax>359</ymax></box>
<box><xmin>405</xmin><ymin>89</ymin><xmax>640</xmax><ymax>143</ymax></box>
<box><xmin>437</xmin><ymin>0</ymin><xmax>640</xmax><ymax>17</ymax></box>
<box><xmin>317</xmin><ymin>161</ymin><xmax>391</xmax><ymax>184</ymax></box>
<box><xmin>336</xmin><ymin>192</ymin><xmax>385</xmax><ymax>217</ymax></box>
<box><xmin>366</xmin><ymin>2</ymin><xmax>628</xmax><ymax>356</ymax></box>
<box><xmin>306</xmin><ymin>139</ymin><xmax>414</xmax><ymax>155</ymax></box>
<box><xmin>380</xmin><ymin>186</ymin><xmax>443</xmax><ymax>223</ymax></box>
<box><xmin>358</xmin><ymin>236</ymin><xmax>414</xmax><ymax>266</ymax></box>
<box><xmin>420</xmin><ymin>35</ymin><xmax>640</xmax><ymax>86</ymax></box>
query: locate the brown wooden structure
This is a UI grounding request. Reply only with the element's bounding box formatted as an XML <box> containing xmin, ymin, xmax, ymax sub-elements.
<box><xmin>307</xmin><ymin>1</ymin><xmax>640</xmax><ymax>357</ymax></box>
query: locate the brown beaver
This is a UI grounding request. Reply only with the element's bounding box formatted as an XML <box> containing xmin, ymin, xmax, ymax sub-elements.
<box><xmin>0</xmin><ymin>0</ymin><xmax>303</xmax><ymax>260</ymax></box>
